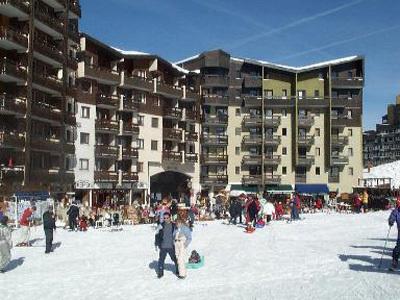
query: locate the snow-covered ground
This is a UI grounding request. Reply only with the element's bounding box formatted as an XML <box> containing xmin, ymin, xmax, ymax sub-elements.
<box><xmin>363</xmin><ymin>160</ymin><xmax>400</xmax><ymax>188</ymax></box>
<box><xmin>1</xmin><ymin>212</ymin><xmax>399</xmax><ymax>300</ymax></box>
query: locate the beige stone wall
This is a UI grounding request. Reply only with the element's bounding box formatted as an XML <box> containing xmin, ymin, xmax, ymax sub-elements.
<box><xmin>227</xmin><ymin>105</ymin><xmax>243</xmax><ymax>184</ymax></box>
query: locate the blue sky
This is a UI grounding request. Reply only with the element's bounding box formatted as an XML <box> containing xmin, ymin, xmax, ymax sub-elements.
<box><xmin>80</xmin><ymin>0</ymin><xmax>400</xmax><ymax>130</ymax></box>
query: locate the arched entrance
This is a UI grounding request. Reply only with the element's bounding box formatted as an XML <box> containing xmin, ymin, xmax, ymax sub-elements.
<box><xmin>150</xmin><ymin>171</ymin><xmax>191</xmax><ymax>201</ymax></box>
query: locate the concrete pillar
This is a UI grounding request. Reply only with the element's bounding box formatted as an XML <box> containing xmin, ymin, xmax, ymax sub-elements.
<box><xmin>129</xmin><ymin>189</ymin><xmax>133</xmax><ymax>206</ymax></box>
<box><xmin>89</xmin><ymin>190</ymin><xmax>93</xmax><ymax>207</ymax></box>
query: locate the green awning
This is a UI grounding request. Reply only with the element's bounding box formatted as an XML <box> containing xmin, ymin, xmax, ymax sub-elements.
<box><xmin>265</xmin><ymin>184</ymin><xmax>293</xmax><ymax>194</ymax></box>
<box><xmin>230</xmin><ymin>184</ymin><xmax>258</xmax><ymax>193</ymax></box>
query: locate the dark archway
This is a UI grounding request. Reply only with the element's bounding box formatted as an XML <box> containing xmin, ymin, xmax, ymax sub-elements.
<box><xmin>150</xmin><ymin>171</ymin><xmax>191</xmax><ymax>200</ymax></box>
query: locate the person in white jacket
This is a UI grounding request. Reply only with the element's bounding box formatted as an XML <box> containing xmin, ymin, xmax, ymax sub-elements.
<box><xmin>174</xmin><ymin>218</ymin><xmax>192</xmax><ymax>279</ymax></box>
<box><xmin>264</xmin><ymin>200</ymin><xmax>276</xmax><ymax>223</ymax></box>
<box><xmin>0</xmin><ymin>216</ymin><xmax>12</xmax><ymax>272</ymax></box>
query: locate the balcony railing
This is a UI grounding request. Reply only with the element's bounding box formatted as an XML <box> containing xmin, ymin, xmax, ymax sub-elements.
<box><xmin>34</xmin><ymin>40</ymin><xmax>64</xmax><ymax>64</ymax></box>
<box><xmin>121</xmin><ymin>98</ymin><xmax>139</xmax><ymax>111</ymax></box>
<box><xmin>64</xmin><ymin>142</ymin><xmax>74</xmax><ymax>154</ymax></box>
<box><xmin>95</xmin><ymin>145</ymin><xmax>118</xmax><ymax>157</ymax></box>
<box><xmin>122</xmin><ymin>122</ymin><xmax>139</xmax><ymax>135</ymax></box>
<box><xmin>68</xmin><ymin>29</ymin><xmax>79</xmax><ymax>44</ymax></box>
<box><xmin>242</xmin><ymin>135</ymin><xmax>262</xmax><ymax>145</ymax></box>
<box><xmin>94</xmin><ymin>171</ymin><xmax>118</xmax><ymax>182</ymax></box>
<box><xmin>201</xmin><ymin>154</ymin><xmax>228</xmax><ymax>165</ymax></box>
<box><xmin>243</xmin><ymin>75</ymin><xmax>262</xmax><ymax>88</ymax></box>
<box><xmin>0</xmin><ymin>94</ymin><xmax>25</xmax><ymax>114</ymax></box>
<box><xmin>297</xmin><ymin>135</ymin><xmax>314</xmax><ymax>147</ymax></box>
<box><xmin>201</xmin><ymin>174</ymin><xmax>228</xmax><ymax>185</ymax></box>
<box><xmin>65</xmin><ymin>113</ymin><xmax>76</xmax><ymax>126</ymax></box>
<box><xmin>0</xmin><ymin>26</ymin><xmax>28</xmax><ymax>50</ymax></box>
<box><xmin>185</xmin><ymin>153</ymin><xmax>198</xmax><ymax>163</ymax></box>
<box><xmin>298</xmin><ymin>115</ymin><xmax>314</xmax><ymax>127</ymax></box>
<box><xmin>0</xmin><ymin>0</ymin><xmax>30</xmax><ymax>16</ymax></box>
<box><xmin>31</xmin><ymin>102</ymin><xmax>62</xmax><ymax>122</ymax></box>
<box><xmin>183</xmin><ymin>88</ymin><xmax>198</xmax><ymax>101</ymax></box>
<box><xmin>185</xmin><ymin>131</ymin><xmax>198</xmax><ymax>142</ymax></box>
<box><xmin>331</xmin><ymin>77</ymin><xmax>364</xmax><ymax>88</ymax></box>
<box><xmin>162</xmin><ymin>151</ymin><xmax>182</xmax><ymax>162</ymax></box>
<box><xmin>0</xmin><ymin>58</ymin><xmax>26</xmax><ymax>81</ymax></box>
<box><xmin>242</xmin><ymin>155</ymin><xmax>262</xmax><ymax>165</ymax></box>
<box><xmin>264</xmin><ymin>155</ymin><xmax>281</xmax><ymax>165</ymax></box>
<box><xmin>84</xmin><ymin>63</ymin><xmax>120</xmax><ymax>84</ymax></box>
<box><xmin>121</xmin><ymin>73</ymin><xmax>153</xmax><ymax>91</ymax></box>
<box><xmin>201</xmin><ymin>134</ymin><xmax>228</xmax><ymax>145</ymax></box>
<box><xmin>156</xmin><ymin>83</ymin><xmax>183</xmax><ymax>98</ymax></box>
<box><xmin>31</xmin><ymin>169</ymin><xmax>60</xmax><ymax>183</ymax></box>
<box><xmin>33</xmin><ymin>73</ymin><xmax>63</xmax><ymax>93</ymax></box>
<box><xmin>331</xmin><ymin>135</ymin><xmax>349</xmax><ymax>146</ymax></box>
<box><xmin>95</xmin><ymin>119</ymin><xmax>119</xmax><ymax>133</ymax></box>
<box><xmin>264</xmin><ymin>135</ymin><xmax>281</xmax><ymax>146</ymax></box>
<box><xmin>163</xmin><ymin>128</ymin><xmax>182</xmax><ymax>141</ymax></box>
<box><xmin>203</xmin><ymin>114</ymin><xmax>228</xmax><ymax>126</ymax></box>
<box><xmin>331</xmin><ymin>155</ymin><xmax>349</xmax><ymax>165</ymax></box>
<box><xmin>163</xmin><ymin>107</ymin><xmax>182</xmax><ymax>119</ymax></box>
<box><xmin>295</xmin><ymin>174</ymin><xmax>307</xmax><ymax>183</ymax></box>
<box><xmin>328</xmin><ymin>175</ymin><xmax>340</xmax><ymax>183</ymax></box>
<box><xmin>243</xmin><ymin>95</ymin><xmax>262</xmax><ymax>107</ymax></box>
<box><xmin>122</xmin><ymin>147</ymin><xmax>139</xmax><ymax>159</ymax></box>
<box><xmin>185</xmin><ymin>110</ymin><xmax>197</xmax><ymax>121</ymax></box>
<box><xmin>35</xmin><ymin>8</ymin><xmax>64</xmax><ymax>34</ymax></box>
<box><xmin>242</xmin><ymin>174</ymin><xmax>281</xmax><ymax>185</ymax></box>
<box><xmin>297</xmin><ymin>155</ymin><xmax>315</xmax><ymax>166</ymax></box>
<box><xmin>31</xmin><ymin>137</ymin><xmax>61</xmax><ymax>152</ymax></box>
<box><xmin>203</xmin><ymin>95</ymin><xmax>229</xmax><ymax>106</ymax></box>
<box><xmin>122</xmin><ymin>172</ymin><xmax>138</xmax><ymax>182</ymax></box>
<box><xmin>97</xmin><ymin>93</ymin><xmax>119</xmax><ymax>108</ymax></box>
<box><xmin>202</xmin><ymin>75</ymin><xmax>229</xmax><ymax>87</ymax></box>
<box><xmin>0</xmin><ymin>131</ymin><xmax>24</xmax><ymax>148</ymax></box>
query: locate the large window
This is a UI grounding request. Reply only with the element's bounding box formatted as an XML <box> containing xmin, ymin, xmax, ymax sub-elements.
<box><xmin>81</xmin><ymin>106</ymin><xmax>90</xmax><ymax>118</ymax></box>
<box><xmin>79</xmin><ymin>159</ymin><xmax>89</xmax><ymax>170</ymax></box>
<box><xmin>80</xmin><ymin>132</ymin><xmax>89</xmax><ymax>144</ymax></box>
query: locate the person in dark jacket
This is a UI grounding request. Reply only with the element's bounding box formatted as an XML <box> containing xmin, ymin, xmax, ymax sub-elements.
<box><xmin>389</xmin><ymin>198</ymin><xmax>400</xmax><ymax>270</ymax></box>
<box><xmin>247</xmin><ymin>197</ymin><xmax>259</xmax><ymax>227</ymax></box>
<box><xmin>66</xmin><ymin>202</ymin><xmax>79</xmax><ymax>231</ymax></box>
<box><xmin>154</xmin><ymin>212</ymin><xmax>178</xmax><ymax>278</ymax></box>
<box><xmin>43</xmin><ymin>207</ymin><xmax>56</xmax><ymax>254</ymax></box>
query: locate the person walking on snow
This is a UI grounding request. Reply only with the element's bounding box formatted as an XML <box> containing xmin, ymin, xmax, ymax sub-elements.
<box><xmin>17</xmin><ymin>205</ymin><xmax>36</xmax><ymax>246</ymax></box>
<box><xmin>388</xmin><ymin>198</ymin><xmax>400</xmax><ymax>270</ymax></box>
<box><xmin>154</xmin><ymin>212</ymin><xmax>178</xmax><ymax>278</ymax></box>
<box><xmin>174</xmin><ymin>218</ymin><xmax>192</xmax><ymax>279</ymax></box>
<box><xmin>264</xmin><ymin>200</ymin><xmax>275</xmax><ymax>224</ymax></box>
<box><xmin>66</xmin><ymin>202</ymin><xmax>79</xmax><ymax>231</ymax></box>
<box><xmin>0</xmin><ymin>216</ymin><xmax>12</xmax><ymax>272</ymax></box>
<box><xmin>43</xmin><ymin>207</ymin><xmax>56</xmax><ymax>254</ymax></box>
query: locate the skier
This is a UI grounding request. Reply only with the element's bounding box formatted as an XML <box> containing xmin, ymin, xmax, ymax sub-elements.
<box><xmin>388</xmin><ymin>198</ymin><xmax>400</xmax><ymax>271</ymax></box>
<box><xmin>17</xmin><ymin>205</ymin><xmax>37</xmax><ymax>246</ymax></box>
<box><xmin>43</xmin><ymin>207</ymin><xmax>56</xmax><ymax>254</ymax></box>
<box><xmin>66</xmin><ymin>202</ymin><xmax>79</xmax><ymax>231</ymax></box>
<box><xmin>154</xmin><ymin>212</ymin><xmax>178</xmax><ymax>278</ymax></box>
<box><xmin>0</xmin><ymin>216</ymin><xmax>12</xmax><ymax>272</ymax></box>
<box><xmin>174</xmin><ymin>218</ymin><xmax>192</xmax><ymax>279</ymax></box>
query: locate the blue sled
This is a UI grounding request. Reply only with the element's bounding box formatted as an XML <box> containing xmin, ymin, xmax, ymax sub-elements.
<box><xmin>186</xmin><ymin>256</ymin><xmax>205</xmax><ymax>269</ymax></box>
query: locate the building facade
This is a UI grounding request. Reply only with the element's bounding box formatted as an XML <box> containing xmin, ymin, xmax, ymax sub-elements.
<box><xmin>0</xmin><ymin>0</ymin><xmax>80</xmax><ymax>198</ymax></box>
<box><xmin>364</xmin><ymin>95</ymin><xmax>400</xmax><ymax>167</ymax></box>
<box><xmin>178</xmin><ymin>50</ymin><xmax>364</xmax><ymax>194</ymax></box>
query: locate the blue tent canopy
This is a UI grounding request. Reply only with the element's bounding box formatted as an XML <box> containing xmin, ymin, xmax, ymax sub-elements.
<box><xmin>14</xmin><ymin>191</ymin><xmax>50</xmax><ymax>201</ymax></box>
<box><xmin>295</xmin><ymin>184</ymin><xmax>329</xmax><ymax>195</ymax></box>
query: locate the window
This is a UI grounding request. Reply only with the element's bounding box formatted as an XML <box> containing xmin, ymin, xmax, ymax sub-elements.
<box><xmin>138</xmin><ymin>115</ymin><xmax>144</xmax><ymax>126</ymax></box>
<box><xmin>137</xmin><ymin>139</ymin><xmax>144</xmax><ymax>149</ymax></box>
<box><xmin>79</xmin><ymin>159</ymin><xmax>89</xmax><ymax>170</ymax></box>
<box><xmin>265</xmin><ymin>90</ymin><xmax>273</xmax><ymax>98</ymax></box>
<box><xmin>151</xmin><ymin>140</ymin><xmax>158</xmax><ymax>151</ymax></box>
<box><xmin>316</xmin><ymin>167</ymin><xmax>320</xmax><ymax>175</ymax></box>
<box><xmin>316</xmin><ymin>147</ymin><xmax>321</xmax><ymax>156</ymax></box>
<box><xmin>151</xmin><ymin>117</ymin><xmax>158</xmax><ymax>128</ymax></box>
<box><xmin>282</xmin><ymin>89</ymin><xmax>288</xmax><ymax>97</ymax></box>
<box><xmin>81</xmin><ymin>106</ymin><xmax>90</xmax><ymax>118</ymax></box>
<box><xmin>348</xmin><ymin>148</ymin><xmax>353</xmax><ymax>156</ymax></box>
<box><xmin>235</xmin><ymin>108</ymin><xmax>241</xmax><ymax>116</ymax></box>
<box><xmin>315</xmin><ymin>128</ymin><xmax>320</xmax><ymax>137</ymax></box>
<box><xmin>137</xmin><ymin>162</ymin><xmax>143</xmax><ymax>173</ymax></box>
<box><xmin>348</xmin><ymin>129</ymin><xmax>353</xmax><ymax>136</ymax></box>
<box><xmin>282</xmin><ymin>109</ymin><xmax>287</xmax><ymax>116</ymax></box>
<box><xmin>348</xmin><ymin>71</ymin><xmax>353</xmax><ymax>78</ymax></box>
<box><xmin>297</xmin><ymin>90</ymin><xmax>306</xmax><ymax>99</ymax></box>
<box><xmin>80</xmin><ymin>132</ymin><xmax>89</xmax><ymax>144</ymax></box>
<box><xmin>235</xmin><ymin>147</ymin><xmax>240</xmax><ymax>155</ymax></box>
<box><xmin>235</xmin><ymin>128</ymin><xmax>241</xmax><ymax>136</ymax></box>
<box><xmin>282</xmin><ymin>147</ymin><xmax>287</xmax><ymax>155</ymax></box>
<box><xmin>66</xmin><ymin>130</ymin><xmax>74</xmax><ymax>143</ymax></box>
<box><xmin>314</xmin><ymin>90</ymin><xmax>320</xmax><ymax>97</ymax></box>
<box><xmin>282</xmin><ymin>128</ymin><xmax>287</xmax><ymax>136</ymax></box>
<box><xmin>235</xmin><ymin>166</ymin><xmax>240</xmax><ymax>175</ymax></box>
<box><xmin>65</xmin><ymin>156</ymin><xmax>74</xmax><ymax>171</ymax></box>
<box><xmin>282</xmin><ymin>166</ymin><xmax>287</xmax><ymax>175</ymax></box>
<box><xmin>348</xmin><ymin>167</ymin><xmax>353</xmax><ymax>175</ymax></box>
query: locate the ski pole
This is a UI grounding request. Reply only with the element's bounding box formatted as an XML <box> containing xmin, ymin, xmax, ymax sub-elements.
<box><xmin>378</xmin><ymin>226</ymin><xmax>391</xmax><ymax>269</ymax></box>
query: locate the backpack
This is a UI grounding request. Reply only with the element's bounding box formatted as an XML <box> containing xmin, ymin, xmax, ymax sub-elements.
<box><xmin>188</xmin><ymin>250</ymin><xmax>201</xmax><ymax>263</ymax></box>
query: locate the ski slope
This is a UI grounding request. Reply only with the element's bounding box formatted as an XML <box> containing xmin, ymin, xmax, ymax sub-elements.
<box><xmin>0</xmin><ymin>211</ymin><xmax>399</xmax><ymax>300</ymax></box>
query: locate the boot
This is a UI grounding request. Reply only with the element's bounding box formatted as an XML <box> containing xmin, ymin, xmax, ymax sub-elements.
<box><xmin>157</xmin><ymin>271</ymin><xmax>163</xmax><ymax>278</ymax></box>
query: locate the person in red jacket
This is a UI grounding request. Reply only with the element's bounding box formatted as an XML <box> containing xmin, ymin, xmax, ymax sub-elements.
<box><xmin>275</xmin><ymin>202</ymin><xmax>284</xmax><ymax>220</ymax></box>
<box><xmin>17</xmin><ymin>206</ymin><xmax>37</xmax><ymax>247</ymax></box>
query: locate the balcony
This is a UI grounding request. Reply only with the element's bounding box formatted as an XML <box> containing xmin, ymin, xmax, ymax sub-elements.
<box><xmin>242</xmin><ymin>135</ymin><xmax>262</xmax><ymax>145</ymax></box>
<box><xmin>0</xmin><ymin>95</ymin><xmax>25</xmax><ymax>115</ymax></box>
<box><xmin>0</xmin><ymin>58</ymin><xmax>26</xmax><ymax>83</ymax></box>
<box><xmin>68</xmin><ymin>28</ymin><xmax>79</xmax><ymax>44</ymax></box>
<box><xmin>79</xmin><ymin>62</ymin><xmax>120</xmax><ymax>85</ymax></box>
<box><xmin>297</xmin><ymin>135</ymin><xmax>314</xmax><ymax>147</ymax></box>
<box><xmin>95</xmin><ymin>145</ymin><xmax>118</xmax><ymax>158</ymax></box>
<box><xmin>243</xmin><ymin>115</ymin><xmax>262</xmax><ymax>127</ymax></box>
<box><xmin>243</xmin><ymin>95</ymin><xmax>262</xmax><ymax>107</ymax></box>
<box><xmin>243</xmin><ymin>76</ymin><xmax>262</xmax><ymax>88</ymax></box>
<box><xmin>201</xmin><ymin>174</ymin><xmax>228</xmax><ymax>185</ymax></box>
<box><xmin>0</xmin><ymin>0</ymin><xmax>30</xmax><ymax>19</ymax></box>
<box><xmin>202</xmin><ymin>75</ymin><xmax>229</xmax><ymax>88</ymax></box>
<box><xmin>264</xmin><ymin>155</ymin><xmax>281</xmax><ymax>165</ymax></box>
<box><xmin>34</xmin><ymin>8</ymin><xmax>64</xmax><ymax>38</ymax></box>
<box><xmin>163</xmin><ymin>107</ymin><xmax>182</xmax><ymax>119</ymax></box>
<box><xmin>201</xmin><ymin>134</ymin><xmax>228</xmax><ymax>146</ymax></box>
<box><xmin>120</xmin><ymin>98</ymin><xmax>139</xmax><ymax>112</ymax></box>
<box><xmin>162</xmin><ymin>151</ymin><xmax>182</xmax><ymax>162</ymax></box>
<box><xmin>203</xmin><ymin>95</ymin><xmax>229</xmax><ymax>106</ymax></box>
<box><xmin>182</xmin><ymin>87</ymin><xmax>198</xmax><ymax>101</ymax></box>
<box><xmin>203</xmin><ymin>114</ymin><xmax>228</xmax><ymax>126</ymax></box>
<box><xmin>331</xmin><ymin>96</ymin><xmax>362</xmax><ymax>108</ymax></box>
<box><xmin>295</xmin><ymin>174</ymin><xmax>307</xmax><ymax>183</ymax></box>
<box><xmin>121</xmin><ymin>122</ymin><xmax>139</xmax><ymax>136</ymax></box>
<box><xmin>95</xmin><ymin>119</ymin><xmax>119</xmax><ymax>133</ymax></box>
<box><xmin>298</xmin><ymin>115</ymin><xmax>314</xmax><ymax>128</ymax></box>
<box><xmin>163</xmin><ymin>128</ymin><xmax>182</xmax><ymax>141</ymax></box>
<box><xmin>265</xmin><ymin>116</ymin><xmax>281</xmax><ymax>127</ymax></box>
<box><xmin>331</xmin><ymin>155</ymin><xmax>349</xmax><ymax>165</ymax></box>
<box><xmin>65</xmin><ymin>113</ymin><xmax>76</xmax><ymax>126</ymax></box>
<box><xmin>97</xmin><ymin>93</ymin><xmax>119</xmax><ymax>109</ymax></box>
<box><xmin>31</xmin><ymin>137</ymin><xmax>61</xmax><ymax>152</ymax></box>
<box><xmin>185</xmin><ymin>153</ymin><xmax>198</xmax><ymax>163</ymax></box>
<box><xmin>328</xmin><ymin>175</ymin><xmax>340</xmax><ymax>183</ymax></box>
<box><xmin>185</xmin><ymin>131</ymin><xmax>198</xmax><ymax>142</ymax></box>
<box><xmin>94</xmin><ymin>171</ymin><xmax>118</xmax><ymax>182</ymax></box>
<box><xmin>184</xmin><ymin>110</ymin><xmax>197</xmax><ymax>121</ymax></box>
<box><xmin>0</xmin><ymin>131</ymin><xmax>24</xmax><ymax>149</ymax></box>
<box><xmin>331</xmin><ymin>114</ymin><xmax>352</xmax><ymax>128</ymax></box>
<box><xmin>31</xmin><ymin>169</ymin><xmax>60</xmax><ymax>183</ymax></box>
<box><xmin>66</xmin><ymin>57</ymin><xmax>78</xmax><ymax>70</ymax></box>
<box><xmin>331</xmin><ymin>135</ymin><xmax>349</xmax><ymax>147</ymax></box>
<box><xmin>33</xmin><ymin>40</ymin><xmax>64</xmax><ymax>66</ymax></box>
<box><xmin>298</xmin><ymin>98</ymin><xmax>329</xmax><ymax>108</ymax></box>
<box><xmin>264</xmin><ymin>135</ymin><xmax>281</xmax><ymax>146</ymax></box>
<box><xmin>264</xmin><ymin>97</ymin><xmax>296</xmax><ymax>107</ymax></box>
<box><xmin>120</xmin><ymin>72</ymin><xmax>153</xmax><ymax>92</ymax></box>
<box><xmin>201</xmin><ymin>154</ymin><xmax>228</xmax><ymax>165</ymax></box>
<box><xmin>331</xmin><ymin>77</ymin><xmax>364</xmax><ymax>88</ymax></box>
<box><xmin>0</xmin><ymin>26</ymin><xmax>28</xmax><ymax>52</ymax></box>
<box><xmin>242</xmin><ymin>174</ymin><xmax>281</xmax><ymax>185</ymax></box>
<box><xmin>121</xmin><ymin>147</ymin><xmax>139</xmax><ymax>160</ymax></box>
<box><xmin>33</xmin><ymin>73</ymin><xmax>63</xmax><ymax>95</ymax></box>
<box><xmin>156</xmin><ymin>82</ymin><xmax>183</xmax><ymax>99</ymax></box>
<box><xmin>242</xmin><ymin>155</ymin><xmax>262</xmax><ymax>165</ymax></box>
<box><xmin>297</xmin><ymin>155</ymin><xmax>315</xmax><ymax>167</ymax></box>
<box><xmin>31</xmin><ymin>102</ymin><xmax>62</xmax><ymax>123</ymax></box>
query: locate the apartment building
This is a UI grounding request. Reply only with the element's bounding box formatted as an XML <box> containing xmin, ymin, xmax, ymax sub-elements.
<box><xmin>364</xmin><ymin>95</ymin><xmax>400</xmax><ymax>167</ymax></box>
<box><xmin>0</xmin><ymin>0</ymin><xmax>80</xmax><ymax>198</ymax></box>
<box><xmin>178</xmin><ymin>50</ymin><xmax>364</xmax><ymax>194</ymax></box>
<box><xmin>75</xmin><ymin>34</ymin><xmax>201</xmax><ymax>205</ymax></box>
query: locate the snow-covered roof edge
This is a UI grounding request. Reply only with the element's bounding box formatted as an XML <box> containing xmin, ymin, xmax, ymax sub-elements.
<box><xmin>174</xmin><ymin>54</ymin><xmax>201</xmax><ymax>65</ymax></box>
<box><xmin>111</xmin><ymin>47</ymin><xmax>150</xmax><ymax>56</ymax></box>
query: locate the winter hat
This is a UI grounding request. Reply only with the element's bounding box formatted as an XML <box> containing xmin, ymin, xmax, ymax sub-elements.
<box><xmin>396</xmin><ymin>197</ymin><xmax>400</xmax><ymax>208</ymax></box>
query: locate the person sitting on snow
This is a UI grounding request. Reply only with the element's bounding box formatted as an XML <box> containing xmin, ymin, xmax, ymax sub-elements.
<box><xmin>388</xmin><ymin>198</ymin><xmax>400</xmax><ymax>270</ymax></box>
<box><xmin>0</xmin><ymin>216</ymin><xmax>12</xmax><ymax>272</ymax></box>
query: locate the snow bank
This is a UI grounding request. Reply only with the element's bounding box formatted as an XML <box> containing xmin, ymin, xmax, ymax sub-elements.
<box><xmin>363</xmin><ymin>160</ymin><xmax>400</xmax><ymax>188</ymax></box>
